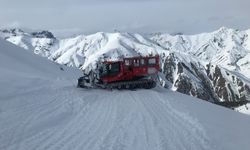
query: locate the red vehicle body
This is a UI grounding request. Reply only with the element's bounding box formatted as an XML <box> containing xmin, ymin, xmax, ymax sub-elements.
<box><xmin>99</xmin><ymin>55</ymin><xmax>160</xmax><ymax>84</ymax></box>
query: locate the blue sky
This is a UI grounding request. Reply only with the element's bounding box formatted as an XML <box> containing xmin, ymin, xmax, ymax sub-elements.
<box><xmin>0</xmin><ymin>0</ymin><xmax>249</xmax><ymax>36</ymax></box>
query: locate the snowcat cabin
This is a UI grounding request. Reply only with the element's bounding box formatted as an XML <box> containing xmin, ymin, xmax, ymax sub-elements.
<box><xmin>100</xmin><ymin>55</ymin><xmax>160</xmax><ymax>84</ymax></box>
<box><xmin>99</xmin><ymin>61</ymin><xmax>122</xmax><ymax>78</ymax></box>
<box><xmin>123</xmin><ymin>55</ymin><xmax>160</xmax><ymax>76</ymax></box>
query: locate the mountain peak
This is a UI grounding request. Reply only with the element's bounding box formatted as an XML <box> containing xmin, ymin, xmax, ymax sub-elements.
<box><xmin>0</xmin><ymin>28</ymin><xmax>56</xmax><ymax>39</ymax></box>
<box><xmin>214</xmin><ymin>26</ymin><xmax>236</xmax><ymax>34</ymax></box>
<box><xmin>0</xmin><ymin>28</ymin><xmax>25</xmax><ymax>36</ymax></box>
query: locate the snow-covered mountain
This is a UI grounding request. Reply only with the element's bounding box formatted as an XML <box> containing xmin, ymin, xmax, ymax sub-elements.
<box><xmin>0</xmin><ymin>29</ymin><xmax>56</xmax><ymax>57</ymax></box>
<box><xmin>1</xmin><ymin>38</ymin><xmax>250</xmax><ymax>150</ymax></box>
<box><xmin>1</xmin><ymin>27</ymin><xmax>250</xmax><ymax>106</ymax></box>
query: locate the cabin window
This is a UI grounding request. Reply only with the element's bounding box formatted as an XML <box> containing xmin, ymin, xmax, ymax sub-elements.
<box><xmin>110</xmin><ymin>63</ymin><xmax>120</xmax><ymax>73</ymax></box>
<box><xmin>148</xmin><ymin>58</ymin><xmax>156</xmax><ymax>65</ymax></box>
<box><xmin>134</xmin><ymin>59</ymin><xmax>140</xmax><ymax>67</ymax></box>
<box><xmin>99</xmin><ymin>62</ymin><xmax>120</xmax><ymax>77</ymax></box>
<box><xmin>125</xmin><ymin>60</ymin><xmax>130</xmax><ymax>66</ymax></box>
<box><xmin>140</xmin><ymin>59</ymin><xmax>145</xmax><ymax>66</ymax></box>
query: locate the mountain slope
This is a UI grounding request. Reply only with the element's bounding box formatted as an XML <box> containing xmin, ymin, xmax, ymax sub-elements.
<box><xmin>1</xmin><ymin>39</ymin><xmax>250</xmax><ymax>150</ymax></box>
<box><xmin>1</xmin><ymin>28</ymin><xmax>250</xmax><ymax>106</ymax></box>
<box><xmin>0</xmin><ymin>37</ymin><xmax>80</xmax><ymax>101</ymax></box>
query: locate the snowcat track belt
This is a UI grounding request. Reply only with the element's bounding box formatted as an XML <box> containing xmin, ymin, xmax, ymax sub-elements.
<box><xmin>104</xmin><ymin>79</ymin><xmax>156</xmax><ymax>90</ymax></box>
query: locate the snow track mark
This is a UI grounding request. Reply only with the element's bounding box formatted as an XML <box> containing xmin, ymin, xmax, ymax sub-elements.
<box><xmin>1</xmin><ymin>86</ymin><xmax>212</xmax><ymax>150</ymax></box>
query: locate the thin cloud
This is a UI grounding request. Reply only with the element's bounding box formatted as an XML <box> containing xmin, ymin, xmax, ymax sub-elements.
<box><xmin>0</xmin><ymin>0</ymin><xmax>249</xmax><ymax>34</ymax></box>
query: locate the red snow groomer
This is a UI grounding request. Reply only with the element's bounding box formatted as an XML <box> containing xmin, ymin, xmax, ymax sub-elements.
<box><xmin>77</xmin><ymin>55</ymin><xmax>160</xmax><ymax>89</ymax></box>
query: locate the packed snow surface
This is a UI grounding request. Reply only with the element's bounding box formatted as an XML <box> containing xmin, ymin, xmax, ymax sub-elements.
<box><xmin>1</xmin><ymin>39</ymin><xmax>250</xmax><ymax>150</ymax></box>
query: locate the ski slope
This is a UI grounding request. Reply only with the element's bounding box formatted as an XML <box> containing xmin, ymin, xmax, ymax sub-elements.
<box><xmin>1</xmin><ymin>39</ymin><xmax>250</xmax><ymax>150</ymax></box>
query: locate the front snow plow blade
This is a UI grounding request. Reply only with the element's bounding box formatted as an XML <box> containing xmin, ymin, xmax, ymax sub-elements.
<box><xmin>77</xmin><ymin>76</ymin><xmax>92</xmax><ymax>88</ymax></box>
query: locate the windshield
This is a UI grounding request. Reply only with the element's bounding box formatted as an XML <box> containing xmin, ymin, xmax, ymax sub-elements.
<box><xmin>99</xmin><ymin>62</ymin><xmax>120</xmax><ymax>77</ymax></box>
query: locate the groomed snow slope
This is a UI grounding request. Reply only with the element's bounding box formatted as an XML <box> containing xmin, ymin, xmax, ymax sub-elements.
<box><xmin>1</xmin><ymin>39</ymin><xmax>250</xmax><ymax>150</ymax></box>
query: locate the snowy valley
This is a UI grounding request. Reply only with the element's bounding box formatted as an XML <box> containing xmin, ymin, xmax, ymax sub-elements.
<box><xmin>1</xmin><ymin>28</ymin><xmax>250</xmax><ymax>112</ymax></box>
<box><xmin>1</xmin><ymin>34</ymin><xmax>250</xmax><ymax>150</ymax></box>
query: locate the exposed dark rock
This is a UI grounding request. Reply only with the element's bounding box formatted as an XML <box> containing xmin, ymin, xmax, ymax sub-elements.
<box><xmin>212</xmin><ymin>66</ymin><xmax>229</xmax><ymax>101</ymax></box>
<box><xmin>177</xmin><ymin>63</ymin><xmax>183</xmax><ymax>74</ymax></box>
<box><xmin>213</xmin><ymin>66</ymin><xmax>226</xmax><ymax>87</ymax></box>
<box><xmin>31</xmin><ymin>31</ymin><xmax>55</xmax><ymax>39</ymax></box>
<box><xmin>163</xmin><ymin>53</ymin><xmax>212</xmax><ymax>101</ymax></box>
<box><xmin>237</xmin><ymin>78</ymin><xmax>243</xmax><ymax>86</ymax></box>
<box><xmin>175</xmin><ymin>76</ymin><xmax>192</xmax><ymax>94</ymax></box>
<box><xmin>215</xmin><ymin>100</ymin><xmax>249</xmax><ymax>108</ymax></box>
<box><xmin>245</xmin><ymin>84</ymin><xmax>250</xmax><ymax>93</ymax></box>
<box><xmin>0</xmin><ymin>28</ymin><xmax>24</xmax><ymax>36</ymax></box>
<box><xmin>163</xmin><ymin>53</ymin><xmax>176</xmax><ymax>83</ymax></box>
<box><xmin>162</xmin><ymin>54</ymin><xmax>250</xmax><ymax>107</ymax></box>
<box><xmin>191</xmin><ymin>63</ymin><xmax>217</xmax><ymax>101</ymax></box>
